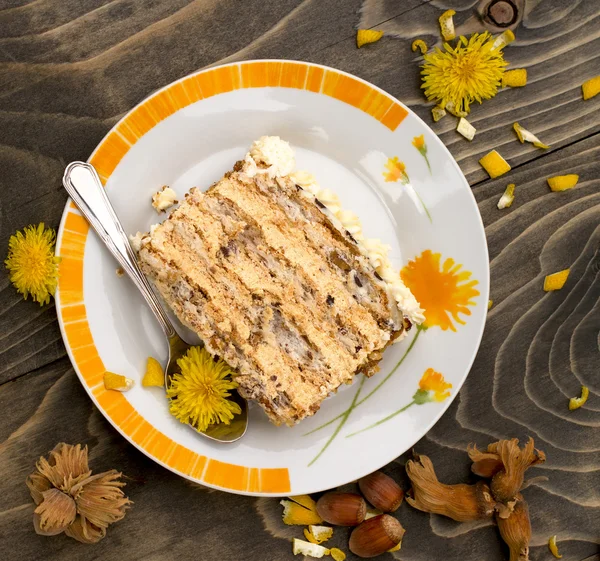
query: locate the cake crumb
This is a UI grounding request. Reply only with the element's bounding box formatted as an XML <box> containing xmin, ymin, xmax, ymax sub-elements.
<box><xmin>116</xmin><ymin>267</ymin><xmax>124</xmax><ymax>277</ymax></box>
<box><xmin>152</xmin><ymin>186</ymin><xmax>178</xmax><ymax>213</ymax></box>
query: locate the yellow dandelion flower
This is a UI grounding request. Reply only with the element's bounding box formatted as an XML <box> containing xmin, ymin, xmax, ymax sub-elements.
<box><xmin>418</xmin><ymin>368</ymin><xmax>452</xmax><ymax>402</ymax></box>
<box><xmin>5</xmin><ymin>223</ymin><xmax>60</xmax><ymax>306</ymax></box>
<box><xmin>383</xmin><ymin>156</ymin><xmax>408</xmax><ymax>183</ymax></box>
<box><xmin>166</xmin><ymin>347</ymin><xmax>241</xmax><ymax>432</ymax></box>
<box><xmin>401</xmin><ymin>250</ymin><xmax>480</xmax><ymax>331</ymax></box>
<box><xmin>421</xmin><ymin>32</ymin><xmax>508</xmax><ymax>115</ymax></box>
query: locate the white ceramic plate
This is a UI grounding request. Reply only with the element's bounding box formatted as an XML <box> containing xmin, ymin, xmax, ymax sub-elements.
<box><xmin>56</xmin><ymin>60</ymin><xmax>489</xmax><ymax>496</ymax></box>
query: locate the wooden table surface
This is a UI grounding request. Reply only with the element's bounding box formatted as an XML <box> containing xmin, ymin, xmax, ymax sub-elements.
<box><xmin>1</xmin><ymin>0</ymin><xmax>599</xmax><ymax>559</ymax></box>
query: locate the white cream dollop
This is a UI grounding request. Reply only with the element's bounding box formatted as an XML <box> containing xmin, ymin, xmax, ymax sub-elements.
<box><xmin>129</xmin><ymin>231</ymin><xmax>145</xmax><ymax>252</ymax></box>
<box><xmin>248</xmin><ymin>136</ymin><xmax>295</xmax><ymax>177</ymax></box>
<box><xmin>336</xmin><ymin>210</ymin><xmax>363</xmax><ymax>240</ymax></box>
<box><xmin>151</xmin><ymin>186</ymin><xmax>178</xmax><ymax>213</ymax></box>
<box><xmin>290</xmin><ymin>170</ymin><xmax>320</xmax><ymax>197</ymax></box>
<box><xmin>316</xmin><ymin>188</ymin><xmax>342</xmax><ymax>215</ymax></box>
<box><xmin>362</xmin><ymin>238</ymin><xmax>390</xmax><ymax>270</ymax></box>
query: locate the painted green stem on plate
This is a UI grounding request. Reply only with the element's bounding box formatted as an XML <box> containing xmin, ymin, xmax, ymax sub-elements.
<box><xmin>303</xmin><ymin>327</ymin><xmax>423</xmax><ymax>437</ymax></box>
<box><xmin>414</xmin><ymin>189</ymin><xmax>433</xmax><ymax>223</ymax></box>
<box><xmin>346</xmin><ymin>400</ymin><xmax>416</xmax><ymax>437</ymax></box>
<box><xmin>307</xmin><ymin>375</ymin><xmax>365</xmax><ymax>467</ymax></box>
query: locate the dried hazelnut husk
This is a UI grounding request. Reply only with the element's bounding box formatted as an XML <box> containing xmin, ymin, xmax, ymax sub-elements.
<box><xmin>316</xmin><ymin>492</ymin><xmax>366</xmax><ymax>526</ymax></box>
<box><xmin>467</xmin><ymin>444</ymin><xmax>504</xmax><ymax>478</ymax></box>
<box><xmin>26</xmin><ymin>443</ymin><xmax>131</xmax><ymax>544</ymax></box>
<box><xmin>496</xmin><ymin>494</ymin><xmax>531</xmax><ymax>561</ymax></box>
<box><xmin>349</xmin><ymin>514</ymin><xmax>405</xmax><ymax>558</ymax></box>
<box><xmin>489</xmin><ymin>438</ymin><xmax>545</xmax><ymax>505</ymax></box>
<box><xmin>405</xmin><ymin>454</ymin><xmax>496</xmax><ymax>521</ymax></box>
<box><xmin>358</xmin><ymin>471</ymin><xmax>404</xmax><ymax>512</ymax></box>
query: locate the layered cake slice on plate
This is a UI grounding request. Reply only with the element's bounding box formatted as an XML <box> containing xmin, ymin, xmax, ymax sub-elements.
<box><xmin>135</xmin><ymin>137</ymin><xmax>424</xmax><ymax>426</ymax></box>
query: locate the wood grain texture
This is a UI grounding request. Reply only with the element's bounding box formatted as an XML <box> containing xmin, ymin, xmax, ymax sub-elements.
<box><xmin>0</xmin><ymin>0</ymin><xmax>598</xmax><ymax>559</ymax></box>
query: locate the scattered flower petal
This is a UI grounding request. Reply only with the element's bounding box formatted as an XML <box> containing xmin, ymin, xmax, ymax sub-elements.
<box><xmin>544</xmin><ymin>269</ymin><xmax>570</xmax><ymax>291</ymax></box>
<box><xmin>497</xmin><ymin>184</ymin><xmax>516</xmax><ymax>209</ymax></box>
<box><xmin>479</xmin><ymin>150</ymin><xmax>511</xmax><ymax>178</ymax></box>
<box><xmin>330</xmin><ymin>547</ymin><xmax>347</xmax><ymax>561</ymax></box>
<box><xmin>308</xmin><ymin>525</ymin><xmax>334</xmax><ymax>544</ymax></box>
<box><xmin>439</xmin><ymin>9</ymin><xmax>456</xmax><ymax>41</ymax></box>
<box><xmin>432</xmin><ymin>106</ymin><xmax>446</xmax><ymax>122</ymax></box>
<box><xmin>582</xmin><ymin>76</ymin><xmax>600</xmax><ymax>100</ymax></box>
<box><xmin>457</xmin><ymin>117</ymin><xmax>476</xmax><ymax>140</ymax></box>
<box><xmin>289</xmin><ymin>495</ymin><xmax>319</xmax><ymax>511</ymax></box>
<box><xmin>142</xmin><ymin>357</ymin><xmax>165</xmax><ymax>387</ymax></box>
<box><xmin>292</xmin><ymin>538</ymin><xmax>330</xmax><ymax>558</ymax></box>
<box><xmin>412</xmin><ymin>39</ymin><xmax>428</xmax><ymax>54</ymax></box>
<box><xmin>304</xmin><ymin>528</ymin><xmax>320</xmax><ymax>544</ymax></box>
<box><xmin>281</xmin><ymin>500</ymin><xmax>323</xmax><ymax>525</ymax></box>
<box><xmin>421</xmin><ymin>33</ymin><xmax>508</xmax><ymax>115</ymax></box>
<box><xmin>502</xmin><ymin>68</ymin><xmax>527</xmax><ymax>87</ymax></box>
<box><xmin>513</xmin><ymin>123</ymin><xmax>549</xmax><ymax>149</ymax></box>
<box><xmin>569</xmin><ymin>386</ymin><xmax>589</xmax><ymax>410</ymax></box>
<box><xmin>549</xmin><ymin>535</ymin><xmax>563</xmax><ymax>558</ymax></box>
<box><xmin>356</xmin><ymin>29</ymin><xmax>383</xmax><ymax>48</ymax></box>
<box><xmin>5</xmin><ymin>223</ymin><xmax>61</xmax><ymax>306</ymax></box>
<box><xmin>492</xmin><ymin>29</ymin><xmax>515</xmax><ymax>50</ymax></box>
<box><xmin>547</xmin><ymin>175</ymin><xmax>578</xmax><ymax>192</ymax></box>
<box><xmin>103</xmin><ymin>372</ymin><xmax>135</xmax><ymax>392</ymax></box>
<box><xmin>488</xmin><ymin>300</ymin><xmax>493</xmax><ymax>310</ymax></box>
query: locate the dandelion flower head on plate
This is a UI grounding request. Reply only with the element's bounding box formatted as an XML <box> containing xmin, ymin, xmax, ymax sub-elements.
<box><xmin>167</xmin><ymin>346</ymin><xmax>241</xmax><ymax>432</ymax></box>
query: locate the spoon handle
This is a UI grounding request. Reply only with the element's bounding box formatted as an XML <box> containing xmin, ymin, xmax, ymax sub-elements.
<box><xmin>62</xmin><ymin>162</ymin><xmax>176</xmax><ymax>339</ymax></box>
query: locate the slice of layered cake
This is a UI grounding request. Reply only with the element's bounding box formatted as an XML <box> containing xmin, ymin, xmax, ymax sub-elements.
<box><xmin>135</xmin><ymin>137</ymin><xmax>424</xmax><ymax>426</ymax></box>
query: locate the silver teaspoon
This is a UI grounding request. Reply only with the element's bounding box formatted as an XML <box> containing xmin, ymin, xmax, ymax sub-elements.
<box><xmin>62</xmin><ymin>161</ymin><xmax>248</xmax><ymax>443</ymax></box>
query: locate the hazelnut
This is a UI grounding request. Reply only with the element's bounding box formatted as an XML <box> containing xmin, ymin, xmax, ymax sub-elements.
<box><xmin>358</xmin><ymin>471</ymin><xmax>404</xmax><ymax>512</ymax></box>
<box><xmin>349</xmin><ymin>514</ymin><xmax>405</xmax><ymax>558</ymax></box>
<box><xmin>315</xmin><ymin>492</ymin><xmax>366</xmax><ymax>526</ymax></box>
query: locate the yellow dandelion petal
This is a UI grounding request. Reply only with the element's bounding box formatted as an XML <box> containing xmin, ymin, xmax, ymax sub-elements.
<box><xmin>419</xmin><ymin>368</ymin><xmax>452</xmax><ymax>402</ymax></box>
<box><xmin>5</xmin><ymin>223</ymin><xmax>60</xmax><ymax>306</ymax></box>
<box><xmin>356</xmin><ymin>29</ymin><xmax>384</xmax><ymax>48</ymax></box>
<box><xmin>383</xmin><ymin>156</ymin><xmax>407</xmax><ymax>182</ymax></box>
<box><xmin>166</xmin><ymin>347</ymin><xmax>241</xmax><ymax>432</ymax></box>
<box><xmin>412</xmin><ymin>39</ymin><xmax>428</xmax><ymax>55</ymax></box>
<box><xmin>503</xmin><ymin>68</ymin><xmax>527</xmax><ymax>88</ymax></box>
<box><xmin>439</xmin><ymin>10</ymin><xmax>456</xmax><ymax>42</ymax></box>
<box><xmin>401</xmin><ymin>250</ymin><xmax>480</xmax><ymax>331</ymax></box>
<box><xmin>421</xmin><ymin>32</ymin><xmax>508</xmax><ymax>115</ymax></box>
<box><xmin>582</xmin><ymin>76</ymin><xmax>600</xmax><ymax>100</ymax></box>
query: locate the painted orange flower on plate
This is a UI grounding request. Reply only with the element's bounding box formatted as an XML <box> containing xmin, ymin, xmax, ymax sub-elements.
<box><xmin>401</xmin><ymin>250</ymin><xmax>479</xmax><ymax>331</ymax></box>
<box><xmin>418</xmin><ymin>368</ymin><xmax>452</xmax><ymax>402</ymax></box>
<box><xmin>412</xmin><ymin>134</ymin><xmax>425</xmax><ymax>150</ymax></box>
<box><xmin>383</xmin><ymin>156</ymin><xmax>409</xmax><ymax>183</ymax></box>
